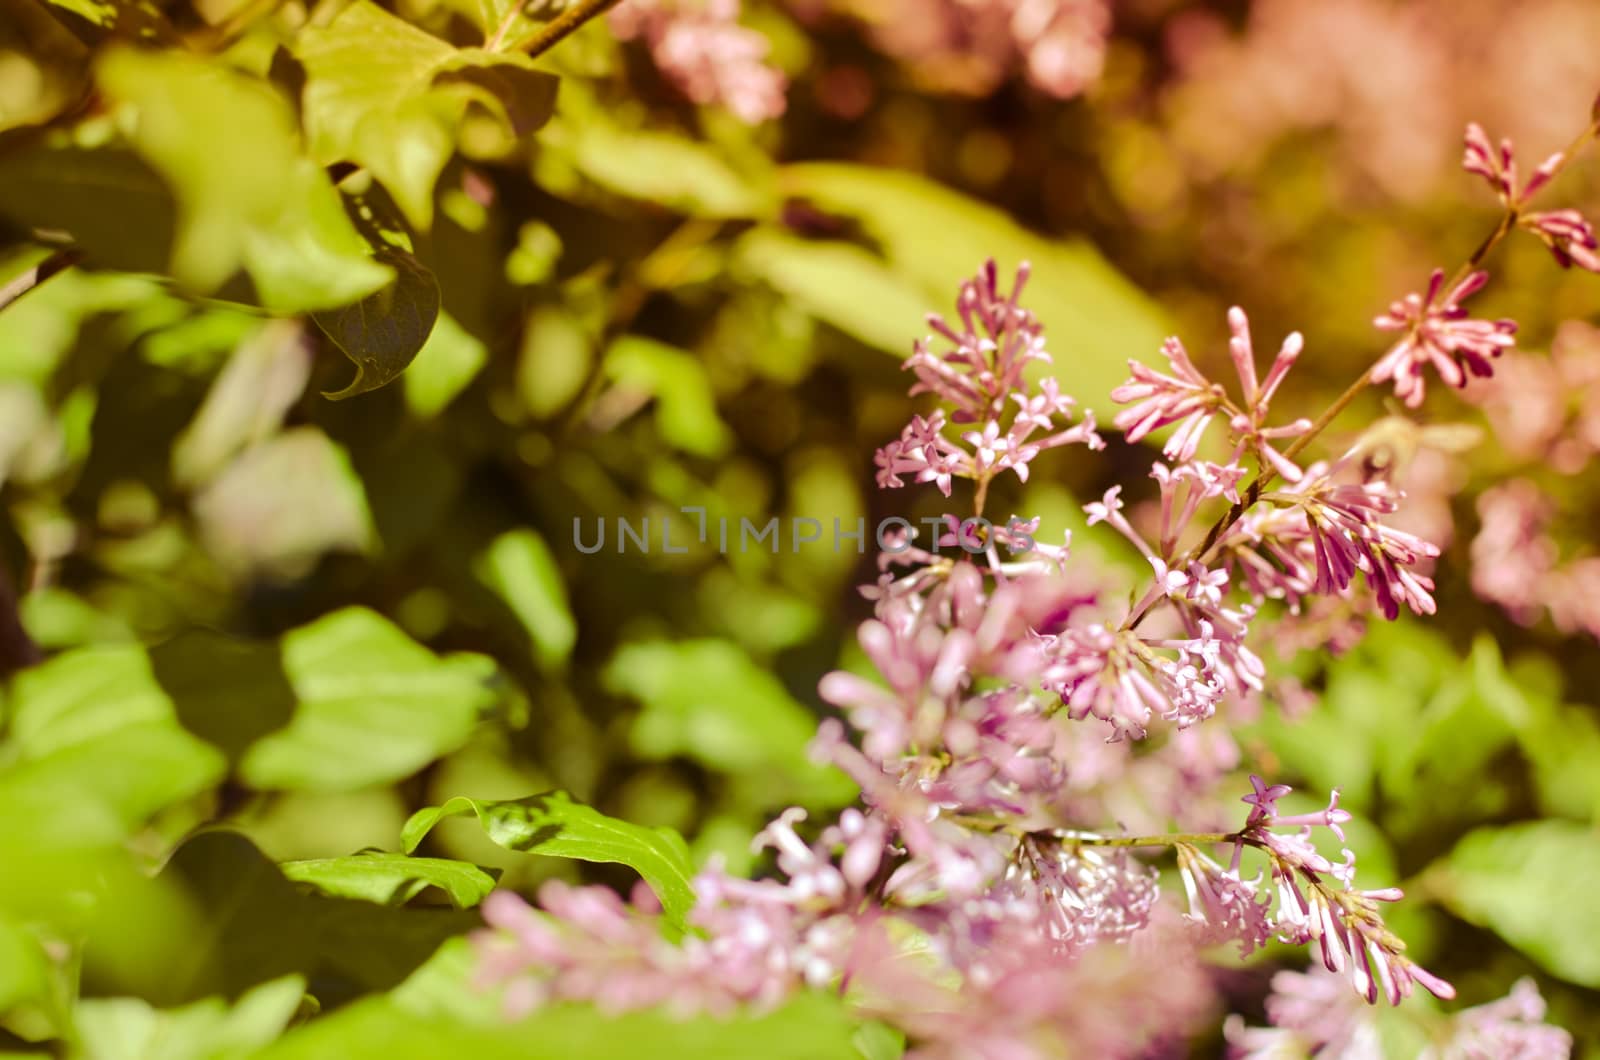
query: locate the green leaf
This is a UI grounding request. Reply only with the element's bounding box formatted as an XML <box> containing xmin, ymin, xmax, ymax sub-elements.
<box><xmin>1435</xmin><ymin>820</ymin><xmax>1600</xmax><ymax>987</ymax></box>
<box><xmin>603</xmin><ymin>336</ymin><xmax>734</xmax><ymax>457</ymax></box>
<box><xmin>93</xmin><ymin>48</ymin><xmax>392</xmax><ymax>311</ymax></box>
<box><xmin>535</xmin><ymin>82</ymin><xmax>770</xmax><ymax>218</ymax></box>
<box><xmin>313</xmin><ymin>245</ymin><xmax>441</xmax><ymax>400</ymax></box>
<box><xmin>777</xmin><ymin>163</ymin><xmax>1170</xmax><ymax>418</ymax></box>
<box><xmin>280</xmin><ymin>852</ymin><xmax>497</xmax><ymax>909</ymax></box>
<box><xmin>34</xmin><ymin>0</ymin><xmax>174</xmax><ymax>36</ymax></box>
<box><xmin>171</xmin><ymin>319</ymin><xmax>310</xmax><ymax>490</ymax></box>
<box><xmin>0</xmin><ymin>914</ymin><xmax>51</xmax><ymax>1015</ymax></box>
<box><xmin>255</xmin><ymin>989</ymin><xmax>864</xmax><ymax>1060</ymax></box>
<box><xmin>474</xmin><ymin>529</ymin><xmax>577</xmax><ymax>670</ymax></box>
<box><xmin>603</xmin><ymin>639</ymin><xmax>856</xmax><ymax>807</ymax></box>
<box><xmin>192</xmin><ymin>427</ymin><xmax>376</xmax><ymax>575</ymax></box>
<box><xmin>239</xmin><ymin>608</ymin><xmax>501</xmax><ymax>792</ymax></box>
<box><xmin>733</xmin><ymin>228</ymin><xmax>927</xmax><ymax>356</ymax></box>
<box><xmin>74</xmin><ymin>975</ymin><xmax>305</xmax><ymax>1060</ymax></box>
<box><xmin>403</xmin><ymin>310</ymin><xmax>487</xmax><ymax>418</ymax></box>
<box><xmin>294</xmin><ymin>1</ymin><xmax>557</xmax><ymax>230</ymax></box>
<box><xmin>401</xmin><ymin>793</ymin><xmax>696</xmax><ymax>931</ymax></box>
<box><xmin>0</xmin><ymin>646</ymin><xmax>225</xmax><ymax>846</ymax></box>
<box><xmin>142</xmin><ymin>832</ymin><xmax>476</xmax><ymax>1006</ymax></box>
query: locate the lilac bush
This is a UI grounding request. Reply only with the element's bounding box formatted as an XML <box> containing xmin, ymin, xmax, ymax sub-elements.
<box><xmin>471</xmin><ymin>108</ymin><xmax>1600</xmax><ymax>1056</ymax></box>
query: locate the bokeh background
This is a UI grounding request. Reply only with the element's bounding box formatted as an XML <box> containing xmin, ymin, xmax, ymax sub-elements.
<box><xmin>2</xmin><ymin>0</ymin><xmax>1600</xmax><ymax>1054</ymax></box>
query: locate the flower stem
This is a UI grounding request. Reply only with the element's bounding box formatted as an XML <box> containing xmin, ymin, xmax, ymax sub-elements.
<box><xmin>1056</xmin><ymin>830</ymin><xmax>1237</xmax><ymax>849</ymax></box>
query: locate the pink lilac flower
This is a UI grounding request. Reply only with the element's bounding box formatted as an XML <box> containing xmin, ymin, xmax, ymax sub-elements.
<box><xmin>877</xmin><ymin>261</ymin><xmax>1102</xmax><ymax>497</ymax></box>
<box><xmin>1176</xmin><ymin>842</ymin><xmax>1273</xmax><ymax>957</ymax></box>
<box><xmin>610</xmin><ymin>0</ymin><xmax>787</xmax><ymax>123</ymax></box>
<box><xmin>1463</xmin><ymin>122</ymin><xmax>1600</xmax><ymax>273</ymax></box>
<box><xmin>1229</xmin><ymin>777</ymin><xmax>1453</xmax><ymax>1006</ymax></box>
<box><xmin>1523</xmin><ymin>208</ymin><xmax>1600</xmax><ymax>272</ymax></box>
<box><xmin>1113</xmin><ymin>307</ymin><xmax>1309</xmax><ymax>476</ymax></box>
<box><xmin>1371</xmin><ymin>269</ymin><xmax>1518</xmax><ymax>407</ymax></box>
<box><xmin>1218</xmin><ymin>462</ymin><xmax>1441</xmax><ymax>620</ymax></box>
<box><xmin>1462</xmin><ymin>122</ymin><xmax>1565</xmax><ymax>206</ymax></box>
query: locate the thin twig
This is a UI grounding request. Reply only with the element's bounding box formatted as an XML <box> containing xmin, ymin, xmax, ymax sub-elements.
<box><xmin>0</xmin><ymin>248</ymin><xmax>81</xmax><ymax>315</ymax></box>
<box><xmin>496</xmin><ymin>0</ymin><xmax>624</xmax><ymax>55</ymax></box>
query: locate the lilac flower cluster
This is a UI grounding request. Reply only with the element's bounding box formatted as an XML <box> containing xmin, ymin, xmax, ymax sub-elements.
<box><xmin>1464</xmin><ymin>122</ymin><xmax>1600</xmax><ymax>273</ymax></box>
<box><xmin>470</xmin><ymin>254</ymin><xmax>1495</xmax><ymax>1053</ymax></box>
<box><xmin>470</xmin><ymin>111</ymin><xmax>1600</xmax><ymax>1055</ymax></box>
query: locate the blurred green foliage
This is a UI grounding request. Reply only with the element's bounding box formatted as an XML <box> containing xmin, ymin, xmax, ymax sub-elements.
<box><xmin>0</xmin><ymin>0</ymin><xmax>1597</xmax><ymax>1054</ymax></box>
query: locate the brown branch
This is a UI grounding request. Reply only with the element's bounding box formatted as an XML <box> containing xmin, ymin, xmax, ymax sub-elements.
<box><xmin>496</xmin><ymin>0</ymin><xmax>624</xmax><ymax>55</ymax></box>
<box><xmin>0</xmin><ymin>248</ymin><xmax>81</xmax><ymax>315</ymax></box>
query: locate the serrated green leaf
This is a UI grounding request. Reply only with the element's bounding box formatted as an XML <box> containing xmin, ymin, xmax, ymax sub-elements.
<box><xmin>1436</xmin><ymin>820</ymin><xmax>1600</xmax><ymax>987</ymax></box>
<box><xmin>281</xmin><ymin>852</ymin><xmax>497</xmax><ymax>908</ymax></box>
<box><xmin>239</xmin><ymin>608</ymin><xmax>501</xmax><ymax>792</ymax></box>
<box><xmin>401</xmin><ymin>792</ymin><xmax>696</xmax><ymax>931</ymax></box>
<box><xmin>777</xmin><ymin>163</ymin><xmax>1169</xmax><ymax>418</ymax></box>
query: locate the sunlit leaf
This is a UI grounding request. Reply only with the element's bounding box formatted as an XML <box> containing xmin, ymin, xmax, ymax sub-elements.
<box><xmin>0</xmin><ymin>646</ymin><xmax>225</xmax><ymax>845</ymax></box>
<box><xmin>777</xmin><ymin>163</ymin><xmax>1170</xmax><ymax>417</ymax></box>
<box><xmin>93</xmin><ymin>48</ymin><xmax>391</xmax><ymax>310</ymax></box>
<box><xmin>256</xmin><ymin>989</ymin><xmax>865</xmax><ymax>1060</ymax></box>
<box><xmin>1435</xmin><ymin>820</ymin><xmax>1600</xmax><ymax>987</ymax></box>
<box><xmin>536</xmin><ymin>83</ymin><xmax>771</xmax><ymax>218</ymax></box>
<box><xmin>603</xmin><ymin>639</ymin><xmax>855</xmax><ymax>808</ymax></box>
<box><xmin>294</xmin><ymin>1</ymin><xmax>557</xmax><ymax>230</ymax></box>
<box><xmin>403</xmin><ymin>310</ymin><xmax>486</xmax><ymax>418</ymax></box>
<box><xmin>733</xmin><ymin>228</ymin><xmax>926</xmax><ymax>355</ymax></box>
<box><xmin>474</xmin><ymin>529</ymin><xmax>576</xmax><ymax>670</ymax></box>
<box><xmin>603</xmin><ymin>335</ymin><xmax>733</xmax><ymax>457</ymax></box>
<box><xmin>74</xmin><ymin>975</ymin><xmax>305</xmax><ymax>1060</ymax></box>
<box><xmin>171</xmin><ymin>319</ymin><xmax>311</xmax><ymax>490</ymax></box>
<box><xmin>239</xmin><ymin>608</ymin><xmax>501</xmax><ymax>792</ymax></box>
<box><xmin>401</xmin><ymin>792</ymin><xmax>696</xmax><ymax>931</ymax></box>
<box><xmin>192</xmin><ymin>427</ymin><xmax>376</xmax><ymax>575</ymax></box>
<box><xmin>281</xmin><ymin>852</ymin><xmax>498</xmax><ymax>909</ymax></box>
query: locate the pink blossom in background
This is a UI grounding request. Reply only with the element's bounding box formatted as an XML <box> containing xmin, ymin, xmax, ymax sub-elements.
<box><xmin>1228</xmin><ymin>969</ymin><xmax>1570</xmax><ymax>1059</ymax></box>
<box><xmin>610</xmin><ymin>0</ymin><xmax>788</xmax><ymax>122</ymax></box>
<box><xmin>829</xmin><ymin>0</ymin><xmax>1111</xmax><ymax>99</ymax></box>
